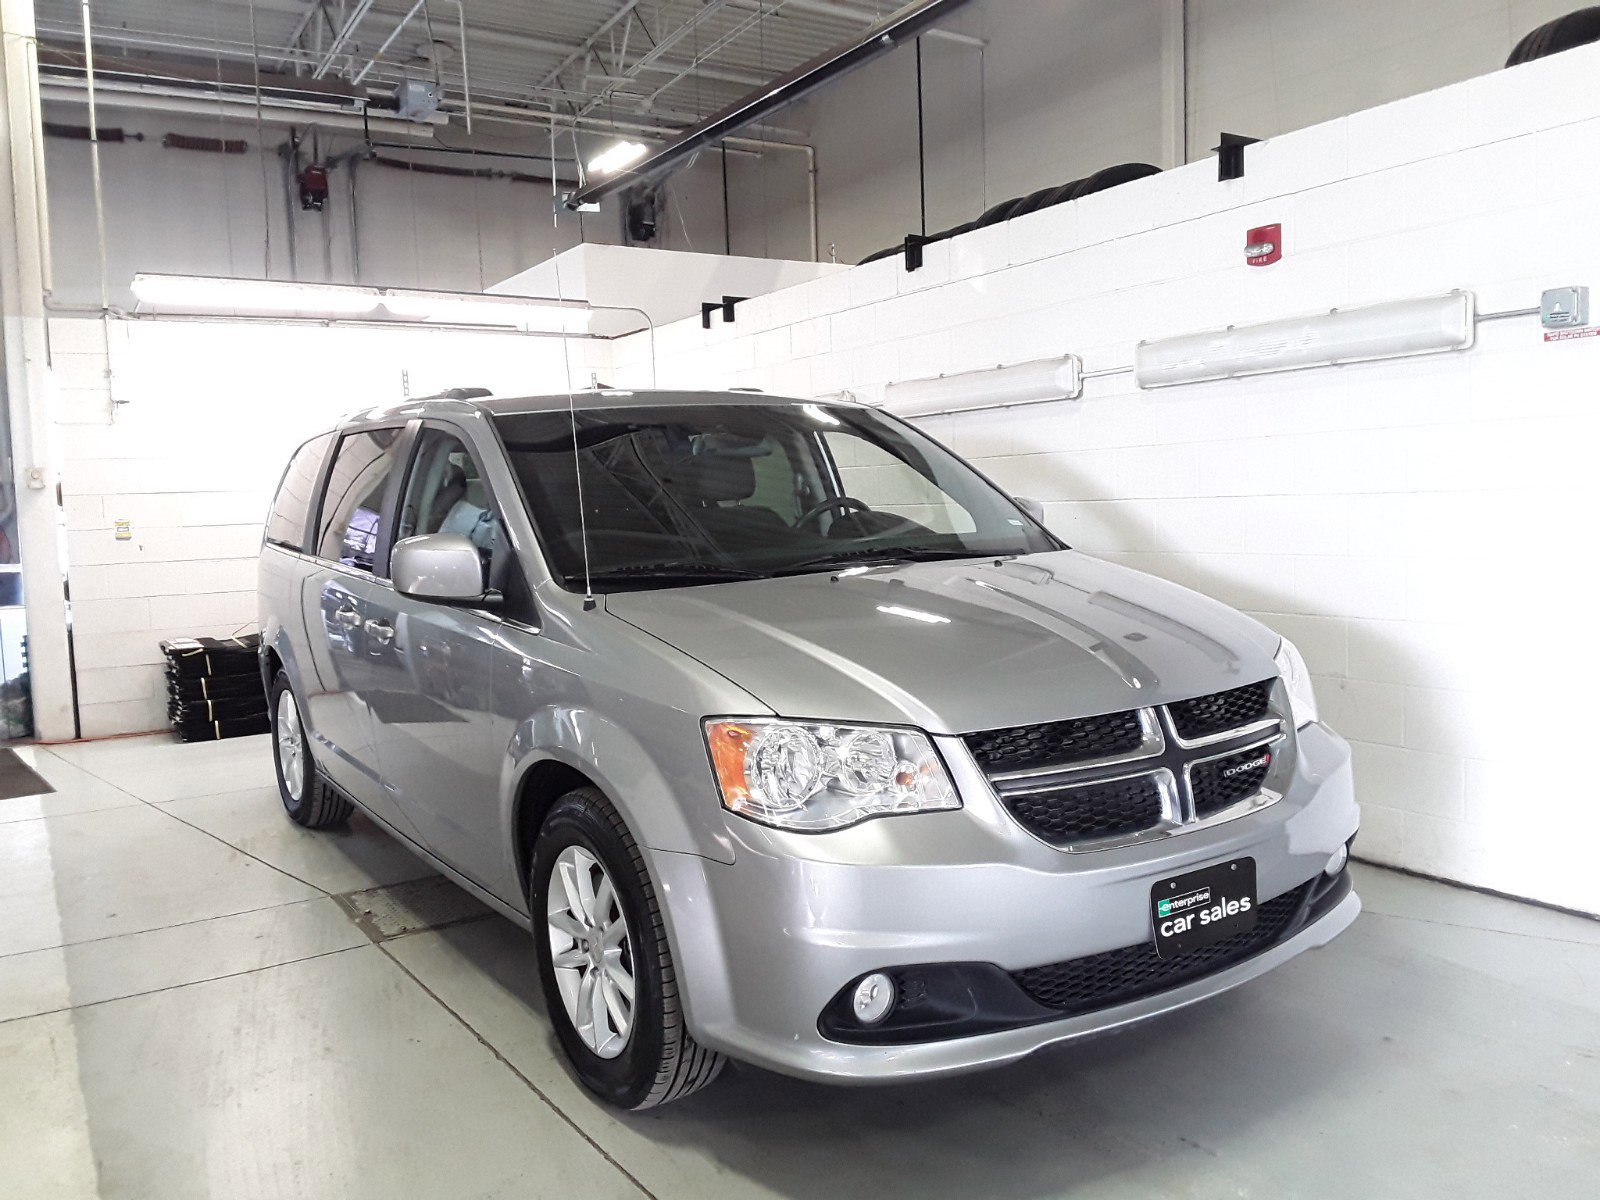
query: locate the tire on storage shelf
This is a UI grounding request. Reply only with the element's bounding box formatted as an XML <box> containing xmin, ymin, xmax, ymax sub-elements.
<box><xmin>269</xmin><ymin>672</ymin><xmax>352</xmax><ymax>829</ymax></box>
<box><xmin>1507</xmin><ymin>7</ymin><xmax>1600</xmax><ymax>65</ymax></box>
<box><xmin>530</xmin><ymin>785</ymin><xmax>726</xmax><ymax>1109</ymax></box>
<box><xmin>1000</xmin><ymin>184</ymin><xmax>1063</xmax><ymax>222</ymax></box>
<box><xmin>1068</xmin><ymin>162</ymin><xmax>1163</xmax><ymax>200</ymax></box>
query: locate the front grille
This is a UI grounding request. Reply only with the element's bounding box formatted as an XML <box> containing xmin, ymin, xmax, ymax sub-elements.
<box><xmin>967</xmin><ymin>677</ymin><xmax>1287</xmax><ymax>849</ymax></box>
<box><xmin>1001</xmin><ymin>775</ymin><xmax>1164</xmax><ymax>846</ymax></box>
<box><xmin>1011</xmin><ymin>883</ymin><xmax>1309</xmax><ymax>1015</ymax></box>
<box><xmin>1168</xmin><ymin>680</ymin><xmax>1273</xmax><ymax>741</ymax></box>
<box><xmin>1190</xmin><ymin>745</ymin><xmax>1275</xmax><ymax>818</ymax></box>
<box><xmin>964</xmin><ymin>708</ymin><xmax>1144</xmax><ymax>774</ymax></box>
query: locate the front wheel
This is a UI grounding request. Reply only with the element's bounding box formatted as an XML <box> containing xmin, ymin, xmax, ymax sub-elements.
<box><xmin>530</xmin><ymin>786</ymin><xmax>726</xmax><ymax>1109</ymax></box>
<box><xmin>270</xmin><ymin>672</ymin><xmax>352</xmax><ymax>829</ymax></box>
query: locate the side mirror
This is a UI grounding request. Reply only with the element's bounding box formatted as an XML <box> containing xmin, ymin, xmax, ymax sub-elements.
<box><xmin>1014</xmin><ymin>496</ymin><xmax>1046</xmax><ymax>523</ymax></box>
<box><xmin>392</xmin><ymin>533</ymin><xmax>491</xmax><ymax>604</ymax></box>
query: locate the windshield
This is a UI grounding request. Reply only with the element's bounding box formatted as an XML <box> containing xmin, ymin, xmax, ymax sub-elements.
<box><xmin>491</xmin><ymin>401</ymin><xmax>1059</xmax><ymax>590</ymax></box>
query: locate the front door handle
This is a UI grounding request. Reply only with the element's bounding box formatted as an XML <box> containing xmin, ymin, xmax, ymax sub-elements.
<box><xmin>365</xmin><ymin>619</ymin><xmax>395</xmax><ymax>645</ymax></box>
<box><xmin>334</xmin><ymin>605</ymin><xmax>361</xmax><ymax>628</ymax></box>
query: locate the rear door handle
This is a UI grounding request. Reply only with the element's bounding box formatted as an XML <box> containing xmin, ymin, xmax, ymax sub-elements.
<box><xmin>334</xmin><ymin>605</ymin><xmax>361</xmax><ymax>628</ymax></box>
<box><xmin>365</xmin><ymin>619</ymin><xmax>395</xmax><ymax>645</ymax></box>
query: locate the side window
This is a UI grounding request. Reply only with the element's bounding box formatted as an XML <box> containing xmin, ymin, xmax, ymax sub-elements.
<box><xmin>396</xmin><ymin>428</ymin><xmax>502</xmax><ymax>566</ymax></box>
<box><xmin>265</xmin><ymin>432</ymin><xmax>332</xmax><ymax>551</ymax></box>
<box><xmin>822</xmin><ymin>431</ymin><xmax>978</xmax><ymax>535</ymax></box>
<box><xmin>315</xmin><ymin>428</ymin><xmax>407</xmax><ymax>571</ymax></box>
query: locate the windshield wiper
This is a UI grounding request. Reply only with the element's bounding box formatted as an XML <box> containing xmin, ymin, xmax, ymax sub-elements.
<box><xmin>586</xmin><ymin>560</ymin><xmax>766</xmax><ymax>585</ymax></box>
<box><xmin>772</xmin><ymin>546</ymin><xmax>991</xmax><ymax>576</ymax></box>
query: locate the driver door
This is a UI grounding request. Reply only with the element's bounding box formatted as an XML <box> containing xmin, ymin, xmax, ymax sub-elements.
<box><xmin>360</xmin><ymin>423</ymin><xmax>520</xmax><ymax>891</ymax></box>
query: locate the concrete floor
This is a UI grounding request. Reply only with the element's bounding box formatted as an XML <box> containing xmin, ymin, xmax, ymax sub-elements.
<box><xmin>2</xmin><ymin>736</ymin><xmax>1596</xmax><ymax>1200</ymax></box>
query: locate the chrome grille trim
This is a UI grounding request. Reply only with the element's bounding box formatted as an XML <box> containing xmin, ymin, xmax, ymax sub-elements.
<box><xmin>970</xmin><ymin>678</ymin><xmax>1293</xmax><ymax>852</ymax></box>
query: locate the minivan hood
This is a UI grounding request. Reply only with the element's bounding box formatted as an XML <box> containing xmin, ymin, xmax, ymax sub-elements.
<box><xmin>605</xmin><ymin>551</ymin><xmax>1281</xmax><ymax>733</ymax></box>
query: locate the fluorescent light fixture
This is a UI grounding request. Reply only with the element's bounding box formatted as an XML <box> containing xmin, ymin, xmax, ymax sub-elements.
<box><xmin>1134</xmin><ymin>291</ymin><xmax>1476</xmax><ymax>389</ymax></box>
<box><xmin>130</xmin><ymin>273</ymin><xmax>379</xmax><ymax>315</ymax></box>
<box><xmin>883</xmin><ymin>355</ymin><xmax>1083</xmax><ymax>418</ymax></box>
<box><xmin>129</xmin><ymin>273</ymin><xmax>590</xmax><ymax>333</ymax></box>
<box><xmin>379</xmin><ymin>289</ymin><xmax>590</xmax><ymax>334</ymax></box>
<box><xmin>587</xmin><ymin>140</ymin><xmax>648</xmax><ymax>176</ymax></box>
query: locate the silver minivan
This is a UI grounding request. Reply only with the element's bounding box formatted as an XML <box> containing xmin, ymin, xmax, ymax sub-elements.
<box><xmin>258</xmin><ymin>388</ymin><xmax>1359</xmax><ymax>1109</ymax></box>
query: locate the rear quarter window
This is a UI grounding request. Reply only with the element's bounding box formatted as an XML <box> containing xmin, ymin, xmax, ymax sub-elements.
<box><xmin>265</xmin><ymin>433</ymin><xmax>333</xmax><ymax>552</ymax></box>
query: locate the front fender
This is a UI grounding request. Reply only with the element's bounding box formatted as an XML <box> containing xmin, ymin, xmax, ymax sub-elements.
<box><xmin>503</xmin><ymin>704</ymin><xmax>738</xmax><ymax>869</ymax></box>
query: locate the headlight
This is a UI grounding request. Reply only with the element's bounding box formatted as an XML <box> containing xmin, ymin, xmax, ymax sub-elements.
<box><xmin>1274</xmin><ymin>637</ymin><xmax>1319</xmax><ymax>729</ymax></box>
<box><xmin>704</xmin><ymin>719</ymin><xmax>959</xmax><ymax>832</ymax></box>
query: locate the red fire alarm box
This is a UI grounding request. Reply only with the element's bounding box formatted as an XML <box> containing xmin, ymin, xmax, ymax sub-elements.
<box><xmin>1245</xmin><ymin>223</ymin><xmax>1282</xmax><ymax>266</ymax></box>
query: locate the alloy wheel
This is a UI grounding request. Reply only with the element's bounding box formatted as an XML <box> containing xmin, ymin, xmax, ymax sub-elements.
<box><xmin>546</xmin><ymin>845</ymin><xmax>635</xmax><ymax>1059</ymax></box>
<box><xmin>275</xmin><ymin>689</ymin><xmax>305</xmax><ymax>803</ymax></box>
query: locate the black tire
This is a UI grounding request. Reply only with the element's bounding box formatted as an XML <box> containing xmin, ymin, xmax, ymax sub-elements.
<box><xmin>1069</xmin><ymin>162</ymin><xmax>1163</xmax><ymax>201</ymax></box>
<box><xmin>1507</xmin><ymin>7</ymin><xmax>1600</xmax><ymax>66</ymax></box>
<box><xmin>530</xmin><ymin>786</ymin><xmax>726</xmax><ymax>1109</ymax></box>
<box><xmin>269</xmin><ymin>672</ymin><xmax>352</xmax><ymax>829</ymax></box>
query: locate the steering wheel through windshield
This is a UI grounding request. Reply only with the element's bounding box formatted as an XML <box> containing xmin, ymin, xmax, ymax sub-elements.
<box><xmin>796</xmin><ymin>495</ymin><xmax>871</xmax><ymax>531</ymax></box>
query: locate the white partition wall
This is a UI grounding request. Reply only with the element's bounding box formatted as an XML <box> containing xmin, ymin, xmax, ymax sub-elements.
<box><xmin>609</xmin><ymin>45</ymin><xmax>1600</xmax><ymax>914</ymax></box>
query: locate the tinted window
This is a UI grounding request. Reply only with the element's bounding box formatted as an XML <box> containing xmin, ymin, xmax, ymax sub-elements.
<box><xmin>265</xmin><ymin>432</ymin><xmax>332</xmax><ymax>551</ymax></box>
<box><xmin>315</xmin><ymin>428</ymin><xmax>407</xmax><ymax>571</ymax></box>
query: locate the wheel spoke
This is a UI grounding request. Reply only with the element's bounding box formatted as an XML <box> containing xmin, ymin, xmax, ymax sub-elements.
<box><xmin>575</xmin><ymin>968</ymin><xmax>598</xmax><ymax>1039</ymax></box>
<box><xmin>599</xmin><ymin>918</ymin><xmax>628</xmax><ymax>949</ymax></box>
<box><xmin>557</xmin><ymin>860</ymin><xmax>591</xmax><ymax>930</ymax></box>
<box><xmin>603</xmin><ymin>957</ymin><xmax>635</xmax><ymax>1003</ymax></box>
<box><xmin>548</xmin><ymin>910</ymin><xmax>586</xmax><ymax>940</ymax></box>
<box><xmin>592</xmin><ymin>874</ymin><xmax>615</xmax><ymax>925</ymax></box>
<box><xmin>588</xmin><ymin>965</ymin><xmax>611</xmax><ymax>1040</ymax></box>
<box><xmin>600</xmin><ymin>973</ymin><xmax>632</xmax><ymax>1034</ymax></box>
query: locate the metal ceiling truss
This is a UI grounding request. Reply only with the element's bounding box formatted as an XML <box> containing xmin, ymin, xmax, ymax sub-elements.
<box><xmin>36</xmin><ymin>0</ymin><xmax>973</xmax><ymax>149</ymax></box>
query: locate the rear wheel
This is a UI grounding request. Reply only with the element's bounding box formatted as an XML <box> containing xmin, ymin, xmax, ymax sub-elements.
<box><xmin>269</xmin><ymin>672</ymin><xmax>352</xmax><ymax>829</ymax></box>
<box><xmin>530</xmin><ymin>786</ymin><xmax>726</xmax><ymax>1109</ymax></box>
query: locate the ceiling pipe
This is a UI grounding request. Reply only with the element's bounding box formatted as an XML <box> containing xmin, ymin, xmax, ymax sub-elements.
<box><xmin>565</xmin><ymin>0</ymin><xmax>973</xmax><ymax>210</ymax></box>
<box><xmin>38</xmin><ymin>79</ymin><xmax>440</xmax><ymax>137</ymax></box>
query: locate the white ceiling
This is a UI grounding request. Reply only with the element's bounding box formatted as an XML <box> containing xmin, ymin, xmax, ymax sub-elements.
<box><xmin>35</xmin><ymin>0</ymin><xmax>904</xmax><ymax>141</ymax></box>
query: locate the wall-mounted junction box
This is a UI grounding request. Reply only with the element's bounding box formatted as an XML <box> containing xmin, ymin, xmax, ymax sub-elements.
<box><xmin>1540</xmin><ymin>286</ymin><xmax>1589</xmax><ymax>329</ymax></box>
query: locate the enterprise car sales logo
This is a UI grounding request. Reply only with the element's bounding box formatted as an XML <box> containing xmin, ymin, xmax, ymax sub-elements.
<box><xmin>1222</xmin><ymin>750</ymin><xmax>1271</xmax><ymax>779</ymax></box>
<box><xmin>1157</xmin><ymin>887</ymin><xmax>1211</xmax><ymax>918</ymax></box>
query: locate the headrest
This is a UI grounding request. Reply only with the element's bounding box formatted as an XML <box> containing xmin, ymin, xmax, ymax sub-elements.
<box><xmin>675</xmin><ymin>452</ymin><xmax>756</xmax><ymax>504</ymax></box>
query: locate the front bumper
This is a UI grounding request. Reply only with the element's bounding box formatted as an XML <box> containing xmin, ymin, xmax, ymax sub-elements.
<box><xmin>652</xmin><ymin>721</ymin><xmax>1360</xmax><ymax>1083</ymax></box>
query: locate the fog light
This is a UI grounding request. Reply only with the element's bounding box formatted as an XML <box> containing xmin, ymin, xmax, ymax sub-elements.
<box><xmin>1325</xmin><ymin>844</ymin><xmax>1349</xmax><ymax>876</ymax></box>
<box><xmin>851</xmin><ymin>972</ymin><xmax>896</xmax><ymax>1025</ymax></box>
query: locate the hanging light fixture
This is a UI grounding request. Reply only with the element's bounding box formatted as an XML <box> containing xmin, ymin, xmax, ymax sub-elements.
<box><xmin>586</xmin><ymin>141</ymin><xmax>648</xmax><ymax>177</ymax></box>
<box><xmin>129</xmin><ymin>274</ymin><xmax>591</xmax><ymax>333</ymax></box>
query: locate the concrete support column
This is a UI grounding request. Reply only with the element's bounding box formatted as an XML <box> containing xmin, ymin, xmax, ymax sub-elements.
<box><xmin>1</xmin><ymin>0</ymin><xmax>78</xmax><ymax>739</ymax></box>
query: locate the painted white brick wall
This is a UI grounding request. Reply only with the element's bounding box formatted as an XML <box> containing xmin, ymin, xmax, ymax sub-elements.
<box><xmin>49</xmin><ymin>317</ymin><xmax>606</xmax><ymax>738</ymax></box>
<box><xmin>609</xmin><ymin>47</ymin><xmax>1600</xmax><ymax>914</ymax></box>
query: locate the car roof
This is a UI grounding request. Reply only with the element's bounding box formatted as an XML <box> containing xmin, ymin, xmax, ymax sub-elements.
<box><xmin>342</xmin><ymin>387</ymin><xmax>864</xmax><ymax>426</ymax></box>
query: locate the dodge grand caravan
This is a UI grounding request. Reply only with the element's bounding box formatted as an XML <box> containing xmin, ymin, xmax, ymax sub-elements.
<box><xmin>258</xmin><ymin>389</ymin><xmax>1359</xmax><ymax>1109</ymax></box>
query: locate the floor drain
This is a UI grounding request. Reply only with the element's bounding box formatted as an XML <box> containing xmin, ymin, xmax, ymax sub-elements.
<box><xmin>336</xmin><ymin>875</ymin><xmax>495</xmax><ymax>942</ymax></box>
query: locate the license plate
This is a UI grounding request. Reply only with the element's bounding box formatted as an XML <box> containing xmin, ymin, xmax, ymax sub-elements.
<box><xmin>1151</xmin><ymin>857</ymin><xmax>1257</xmax><ymax>960</ymax></box>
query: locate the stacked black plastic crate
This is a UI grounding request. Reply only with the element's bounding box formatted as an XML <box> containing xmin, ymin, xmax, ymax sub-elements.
<box><xmin>161</xmin><ymin>634</ymin><xmax>269</xmax><ymax>742</ymax></box>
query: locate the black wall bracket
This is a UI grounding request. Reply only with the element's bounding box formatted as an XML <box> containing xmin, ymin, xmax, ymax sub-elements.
<box><xmin>1214</xmin><ymin>132</ymin><xmax>1260</xmax><ymax>182</ymax></box>
<box><xmin>902</xmin><ymin>233</ymin><xmax>932</xmax><ymax>272</ymax></box>
<box><xmin>701</xmin><ymin>294</ymin><xmax>749</xmax><ymax>329</ymax></box>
